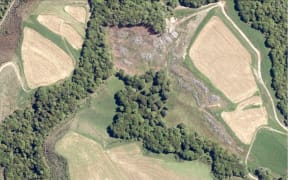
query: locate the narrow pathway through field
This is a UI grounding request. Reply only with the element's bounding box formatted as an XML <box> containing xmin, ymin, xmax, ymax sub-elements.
<box><xmin>0</xmin><ymin>62</ymin><xmax>30</xmax><ymax>92</ymax></box>
<box><xmin>217</xmin><ymin>2</ymin><xmax>288</xmax><ymax>179</ymax></box>
<box><xmin>219</xmin><ymin>2</ymin><xmax>287</xmax><ymax>132</ymax></box>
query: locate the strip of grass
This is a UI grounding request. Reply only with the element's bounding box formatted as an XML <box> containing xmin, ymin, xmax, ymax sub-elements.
<box><xmin>248</xmin><ymin>129</ymin><xmax>288</xmax><ymax>177</ymax></box>
<box><xmin>225</xmin><ymin>1</ymin><xmax>285</xmax><ymax>125</ymax></box>
<box><xmin>174</xmin><ymin>8</ymin><xmax>197</xmax><ymax>18</ymax></box>
<box><xmin>183</xmin><ymin>7</ymin><xmax>237</xmax><ymax>110</ymax></box>
<box><xmin>23</xmin><ymin>15</ymin><xmax>80</xmax><ymax>62</ymax></box>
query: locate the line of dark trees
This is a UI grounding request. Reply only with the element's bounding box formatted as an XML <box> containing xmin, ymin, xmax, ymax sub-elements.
<box><xmin>0</xmin><ymin>0</ymin><xmax>170</xmax><ymax>179</ymax></box>
<box><xmin>234</xmin><ymin>0</ymin><xmax>288</xmax><ymax>125</ymax></box>
<box><xmin>178</xmin><ymin>0</ymin><xmax>219</xmax><ymax>8</ymax></box>
<box><xmin>108</xmin><ymin>70</ymin><xmax>246</xmax><ymax>179</ymax></box>
<box><xmin>0</xmin><ymin>0</ymin><xmax>13</xmax><ymax>20</ymax></box>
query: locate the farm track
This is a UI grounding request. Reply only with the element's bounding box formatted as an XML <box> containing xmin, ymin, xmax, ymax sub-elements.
<box><xmin>0</xmin><ymin>62</ymin><xmax>30</xmax><ymax>92</ymax></box>
<box><xmin>217</xmin><ymin>2</ymin><xmax>287</xmax><ymax>179</ymax></box>
<box><xmin>219</xmin><ymin>2</ymin><xmax>287</xmax><ymax>132</ymax></box>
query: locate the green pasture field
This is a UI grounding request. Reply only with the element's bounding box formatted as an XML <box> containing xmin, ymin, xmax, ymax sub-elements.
<box><xmin>55</xmin><ymin>77</ymin><xmax>214</xmax><ymax>179</ymax></box>
<box><xmin>69</xmin><ymin>77</ymin><xmax>124</xmax><ymax>147</ymax></box>
<box><xmin>248</xmin><ymin>129</ymin><xmax>288</xmax><ymax>177</ymax></box>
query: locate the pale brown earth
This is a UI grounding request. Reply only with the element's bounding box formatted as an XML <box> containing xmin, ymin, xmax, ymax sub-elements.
<box><xmin>0</xmin><ymin>65</ymin><xmax>21</xmax><ymax>121</ymax></box>
<box><xmin>189</xmin><ymin>16</ymin><xmax>267</xmax><ymax>144</ymax></box>
<box><xmin>37</xmin><ymin>14</ymin><xmax>83</xmax><ymax>49</ymax></box>
<box><xmin>221</xmin><ymin>96</ymin><xmax>268</xmax><ymax>144</ymax></box>
<box><xmin>21</xmin><ymin>28</ymin><xmax>74</xmax><ymax>88</ymax></box>
<box><xmin>189</xmin><ymin>16</ymin><xmax>258</xmax><ymax>103</ymax></box>
<box><xmin>56</xmin><ymin>132</ymin><xmax>211</xmax><ymax>180</ymax></box>
<box><xmin>64</xmin><ymin>5</ymin><xmax>87</xmax><ymax>23</ymax></box>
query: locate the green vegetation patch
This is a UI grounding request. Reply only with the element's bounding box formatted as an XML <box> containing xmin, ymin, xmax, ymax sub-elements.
<box><xmin>71</xmin><ymin>77</ymin><xmax>124</xmax><ymax>146</ymax></box>
<box><xmin>249</xmin><ymin>129</ymin><xmax>288</xmax><ymax>177</ymax></box>
<box><xmin>23</xmin><ymin>15</ymin><xmax>80</xmax><ymax>61</ymax></box>
<box><xmin>230</xmin><ymin>0</ymin><xmax>288</xmax><ymax>124</ymax></box>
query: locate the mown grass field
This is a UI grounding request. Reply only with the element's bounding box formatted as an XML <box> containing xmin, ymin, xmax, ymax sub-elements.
<box><xmin>70</xmin><ymin>77</ymin><xmax>124</xmax><ymax>146</ymax></box>
<box><xmin>248</xmin><ymin>129</ymin><xmax>288</xmax><ymax>177</ymax></box>
<box><xmin>56</xmin><ymin>77</ymin><xmax>214</xmax><ymax>180</ymax></box>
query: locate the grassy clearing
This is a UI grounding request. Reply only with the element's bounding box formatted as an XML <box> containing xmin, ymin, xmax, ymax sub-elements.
<box><xmin>55</xmin><ymin>77</ymin><xmax>213</xmax><ymax>180</ymax></box>
<box><xmin>174</xmin><ymin>8</ymin><xmax>197</xmax><ymax>18</ymax></box>
<box><xmin>248</xmin><ymin>129</ymin><xmax>288</xmax><ymax>177</ymax></box>
<box><xmin>70</xmin><ymin>77</ymin><xmax>124</xmax><ymax>146</ymax></box>
<box><xmin>165</xmin><ymin>80</ymin><xmax>216</xmax><ymax>138</ymax></box>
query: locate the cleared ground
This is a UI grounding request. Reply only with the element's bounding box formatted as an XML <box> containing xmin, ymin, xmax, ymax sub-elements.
<box><xmin>37</xmin><ymin>15</ymin><xmax>83</xmax><ymax>49</ymax></box>
<box><xmin>0</xmin><ymin>66</ymin><xmax>21</xmax><ymax>121</ymax></box>
<box><xmin>56</xmin><ymin>131</ymin><xmax>213</xmax><ymax>180</ymax></box>
<box><xmin>222</xmin><ymin>96</ymin><xmax>267</xmax><ymax>144</ymax></box>
<box><xmin>189</xmin><ymin>16</ymin><xmax>257</xmax><ymax>103</ymax></box>
<box><xmin>64</xmin><ymin>5</ymin><xmax>87</xmax><ymax>23</ymax></box>
<box><xmin>248</xmin><ymin>129</ymin><xmax>288</xmax><ymax>177</ymax></box>
<box><xmin>21</xmin><ymin>28</ymin><xmax>74</xmax><ymax>88</ymax></box>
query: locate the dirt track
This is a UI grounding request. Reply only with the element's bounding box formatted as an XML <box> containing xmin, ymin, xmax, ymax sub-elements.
<box><xmin>0</xmin><ymin>62</ymin><xmax>29</xmax><ymax>92</ymax></box>
<box><xmin>64</xmin><ymin>5</ymin><xmax>87</xmax><ymax>23</ymax></box>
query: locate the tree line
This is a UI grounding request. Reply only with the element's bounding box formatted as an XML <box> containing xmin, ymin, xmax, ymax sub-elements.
<box><xmin>0</xmin><ymin>0</ymin><xmax>246</xmax><ymax>179</ymax></box>
<box><xmin>108</xmin><ymin>70</ymin><xmax>246</xmax><ymax>179</ymax></box>
<box><xmin>0</xmin><ymin>0</ymin><xmax>170</xmax><ymax>179</ymax></box>
<box><xmin>0</xmin><ymin>0</ymin><xmax>13</xmax><ymax>20</ymax></box>
<box><xmin>234</xmin><ymin>0</ymin><xmax>288</xmax><ymax>125</ymax></box>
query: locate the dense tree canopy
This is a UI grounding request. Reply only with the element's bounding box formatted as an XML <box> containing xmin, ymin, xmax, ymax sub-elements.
<box><xmin>0</xmin><ymin>0</ymin><xmax>12</xmax><ymax>20</ymax></box>
<box><xmin>0</xmin><ymin>0</ymin><xmax>247</xmax><ymax>179</ymax></box>
<box><xmin>235</xmin><ymin>0</ymin><xmax>288</xmax><ymax>125</ymax></box>
<box><xmin>108</xmin><ymin>71</ymin><xmax>247</xmax><ymax>179</ymax></box>
<box><xmin>0</xmin><ymin>0</ymin><xmax>170</xmax><ymax>179</ymax></box>
<box><xmin>179</xmin><ymin>0</ymin><xmax>219</xmax><ymax>8</ymax></box>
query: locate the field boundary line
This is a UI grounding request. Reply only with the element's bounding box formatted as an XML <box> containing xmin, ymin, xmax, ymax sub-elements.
<box><xmin>219</xmin><ymin>2</ymin><xmax>287</xmax><ymax>132</ymax></box>
<box><xmin>0</xmin><ymin>62</ymin><xmax>30</xmax><ymax>92</ymax></box>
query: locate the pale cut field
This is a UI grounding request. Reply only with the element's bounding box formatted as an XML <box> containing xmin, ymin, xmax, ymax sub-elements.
<box><xmin>64</xmin><ymin>5</ymin><xmax>87</xmax><ymax>23</ymax></box>
<box><xmin>21</xmin><ymin>28</ymin><xmax>74</xmax><ymax>88</ymax></box>
<box><xmin>222</xmin><ymin>96</ymin><xmax>267</xmax><ymax>144</ymax></box>
<box><xmin>56</xmin><ymin>131</ymin><xmax>212</xmax><ymax>180</ymax></box>
<box><xmin>189</xmin><ymin>16</ymin><xmax>258</xmax><ymax>103</ymax></box>
<box><xmin>0</xmin><ymin>66</ymin><xmax>21</xmax><ymax>121</ymax></box>
<box><xmin>37</xmin><ymin>14</ymin><xmax>83</xmax><ymax>49</ymax></box>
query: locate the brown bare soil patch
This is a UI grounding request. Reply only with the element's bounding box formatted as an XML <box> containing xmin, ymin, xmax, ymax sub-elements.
<box><xmin>37</xmin><ymin>14</ymin><xmax>83</xmax><ymax>49</ymax></box>
<box><xmin>64</xmin><ymin>5</ymin><xmax>87</xmax><ymax>23</ymax></box>
<box><xmin>108</xmin><ymin>10</ymin><xmax>209</xmax><ymax>76</ymax></box>
<box><xmin>21</xmin><ymin>28</ymin><xmax>74</xmax><ymax>88</ymax></box>
<box><xmin>56</xmin><ymin>132</ymin><xmax>210</xmax><ymax>180</ymax></box>
<box><xmin>222</xmin><ymin>96</ymin><xmax>268</xmax><ymax>144</ymax></box>
<box><xmin>189</xmin><ymin>16</ymin><xmax>258</xmax><ymax>103</ymax></box>
<box><xmin>0</xmin><ymin>0</ymin><xmax>37</xmax><ymax>65</ymax></box>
